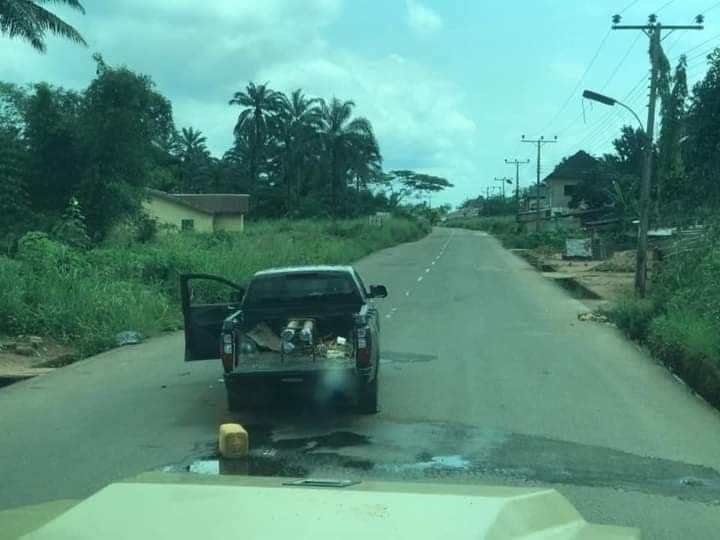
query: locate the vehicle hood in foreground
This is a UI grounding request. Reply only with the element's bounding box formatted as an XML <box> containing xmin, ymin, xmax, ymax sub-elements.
<box><xmin>15</xmin><ymin>473</ymin><xmax>638</xmax><ymax>540</ymax></box>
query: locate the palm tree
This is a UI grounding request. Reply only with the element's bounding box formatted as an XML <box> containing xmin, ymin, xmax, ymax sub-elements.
<box><xmin>319</xmin><ymin>97</ymin><xmax>379</xmax><ymax>215</ymax></box>
<box><xmin>229</xmin><ymin>82</ymin><xmax>284</xmax><ymax>184</ymax></box>
<box><xmin>176</xmin><ymin>127</ymin><xmax>210</xmax><ymax>192</ymax></box>
<box><xmin>0</xmin><ymin>0</ymin><xmax>87</xmax><ymax>52</ymax></box>
<box><xmin>349</xmin><ymin>133</ymin><xmax>382</xmax><ymax>193</ymax></box>
<box><xmin>276</xmin><ymin>89</ymin><xmax>322</xmax><ymax>208</ymax></box>
<box><xmin>177</xmin><ymin>127</ymin><xmax>208</xmax><ymax>159</ymax></box>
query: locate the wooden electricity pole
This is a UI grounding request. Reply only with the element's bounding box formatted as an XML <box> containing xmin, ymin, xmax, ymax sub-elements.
<box><xmin>521</xmin><ymin>136</ymin><xmax>557</xmax><ymax>232</ymax></box>
<box><xmin>494</xmin><ymin>177</ymin><xmax>512</xmax><ymax>201</ymax></box>
<box><xmin>612</xmin><ymin>13</ymin><xmax>703</xmax><ymax>297</ymax></box>
<box><xmin>505</xmin><ymin>158</ymin><xmax>530</xmax><ymax>212</ymax></box>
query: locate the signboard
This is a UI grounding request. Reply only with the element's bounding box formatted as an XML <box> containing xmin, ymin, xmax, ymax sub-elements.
<box><xmin>565</xmin><ymin>238</ymin><xmax>592</xmax><ymax>259</ymax></box>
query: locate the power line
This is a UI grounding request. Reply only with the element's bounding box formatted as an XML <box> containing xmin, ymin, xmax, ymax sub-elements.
<box><xmin>618</xmin><ymin>0</ymin><xmax>643</xmax><ymax>15</ymax></box>
<box><xmin>521</xmin><ymin>135</ymin><xmax>557</xmax><ymax>231</ymax></box>
<box><xmin>655</xmin><ymin>0</ymin><xmax>679</xmax><ymax>13</ymax></box>
<box><xmin>555</xmin><ymin>71</ymin><xmax>649</xmax><ymax>153</ymax></box>
<box><xmin>700</xmin><ymin>0</ymin><xmax>720</xmax><ymax>15</ymax></box>
<box><xmin>684</xmin><ymin>43</ymin><xmax>720</xmax><ymax>63</ymax></box>
<box><xmin>601</xmin><ymin>32</ymin><xmax>643</xmax><ymax>90</ymax></box>
<box><xmin>538</xmin><ymin>29</ymin><xmax>613</xmax><ymax>134</ymax></box>
<box><xmin>672</xmin><ymin>31</ymin><xmax>720</xmax><ymax>60</ymax></box>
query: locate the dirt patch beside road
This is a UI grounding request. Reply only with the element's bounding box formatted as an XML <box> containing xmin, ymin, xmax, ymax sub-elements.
<box><xmin>0</xmin><ymin>336</ymin><xmax>77</xmax><ymax>385</ymax></box>
<box><xmin>518</xmin><ymin>251</ymin><xmax>634</xmax><ymax>305</ymax></box>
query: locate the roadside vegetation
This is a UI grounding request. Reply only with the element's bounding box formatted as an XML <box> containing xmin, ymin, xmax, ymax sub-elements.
<box><xmin>0</xmin><ymin>5</ymin><xmax>445</xmax><ymax>362</ymax></box>
<box><xmin>443</xmin><ymin>215</ymin><xmax>580</xmax><ymax>253</ymax></box>
<box><xmin>0</xmin><ymin>217</ymin><xmax>429</xmax><ymax>356</ymax></box>
<box><xmin>443</xmin><ymin>49</ymin><xmax>720</xmax><ymax>408</ymax></box>
<box><xmin>606</xmin><ymin>229</ymin><xmax>720</xmax><ymax>406</ymax></box>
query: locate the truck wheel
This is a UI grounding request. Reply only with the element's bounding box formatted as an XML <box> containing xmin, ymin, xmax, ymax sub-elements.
<box><xmin>227</xmin><ymin>389</ymin><xmax>250</xmax><ymax>412</ymax></box>
<box><xmin>358</xmin><ymin>375</ymin><xmax>378</xmax><ymax>414</ymax></box>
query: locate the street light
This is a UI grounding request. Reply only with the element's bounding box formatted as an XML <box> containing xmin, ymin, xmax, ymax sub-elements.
<box><xmin>582</xmin><ymin>90</ymin><xmax>644</xmax><ymax>132</ymax></box>
<box><xmin>583</xmin><ymin>88</ymin><xmax>651</xmax><ymax>298</ymax></box>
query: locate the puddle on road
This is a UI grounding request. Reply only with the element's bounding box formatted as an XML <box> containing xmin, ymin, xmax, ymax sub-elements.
<box><xmin>377</xmin><ymin>454</ymin><xmax>470</xmax><ymax>474</ymax></box>
<box><xmin>162</xmin><ymin>420</ymin><xmax>720</xmax><ymax>505</ymax></box>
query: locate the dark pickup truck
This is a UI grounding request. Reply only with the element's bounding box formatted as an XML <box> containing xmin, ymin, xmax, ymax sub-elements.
<box><xmin>180</xmin><ymin>266</ymin><xmax>387</xmax><ymax>413</ymax></box>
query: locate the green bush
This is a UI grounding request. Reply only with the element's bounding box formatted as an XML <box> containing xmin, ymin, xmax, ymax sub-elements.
<box><xmin>0</xmin><ymin>217</ymin><xmax>428</xmax><ymax>356</ymax></box>
<box><xmin>607</xmin><ymin>298</ymin><xmax>659</xmax><ymax>342</ymax></box>
<box><xmin>648</xmin><ymin>311</ymin><xmax>720</xmax><ymax>368</ymax></box>
<box><xmin>444</xmin><ymin>215</ymin><xmax>516</xmax><ymax>235</ymax></box>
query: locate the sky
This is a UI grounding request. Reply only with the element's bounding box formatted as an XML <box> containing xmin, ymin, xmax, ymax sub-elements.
<box><xmin>3</xmin><ymin>0</ymin><xmax>720</xmax><ymax>207</ymax></box>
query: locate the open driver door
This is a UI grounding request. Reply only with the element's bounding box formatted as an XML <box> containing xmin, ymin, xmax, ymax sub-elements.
<box><xmin>180</xmin><ymin>273</ymin><xmax>245</xmax><ymax>361</ymax></box>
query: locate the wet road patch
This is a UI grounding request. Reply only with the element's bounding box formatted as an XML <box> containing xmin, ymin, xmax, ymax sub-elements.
<box><xmin>164</xmin><ymin>419</ymin><xmax>720</xmax><ymax>505</ymax></box>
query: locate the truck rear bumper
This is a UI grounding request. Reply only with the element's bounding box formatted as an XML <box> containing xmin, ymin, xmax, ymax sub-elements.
<box><xmin>224</xmin><ymin>366</ymin><xmax>368</xmax><ymax>405</ymax></box>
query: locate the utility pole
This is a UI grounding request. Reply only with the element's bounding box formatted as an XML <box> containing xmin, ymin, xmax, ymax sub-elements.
<box><xmin>612</xmin><ymin>13</ymin><xmax>703</xmax><ymax>298</ymax></box>
<box><xmin>521</xmin><ymin>135</ymin><xmax>557</xmax><ymax>232</ymax></box>
<box><xmin>505</xmin><ymin>159</ymin><xmax>530</xmax><ymax>212</ymax></box>
<box><xmin>494</xmin><ymin>177</ymin><xmax>512</xmax><ymax>201</ymax></box>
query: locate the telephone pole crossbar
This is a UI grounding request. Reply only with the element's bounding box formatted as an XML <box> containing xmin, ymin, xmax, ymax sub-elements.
<box><xmin>505</xmin><ymin>159</ymin><xmax>530</xmax><ymax>211</ymax></box>
<box><xmin>612</xmin><ymin>15</ymin><xmax>703</xmax><ymax>298</ymax></box>
<box><xmin>521</xmin><ymin>136</ymin><xmax>557</xmax><ymax>231</ymax></box>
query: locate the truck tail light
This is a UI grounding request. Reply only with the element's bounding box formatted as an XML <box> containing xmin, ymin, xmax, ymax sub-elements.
<box><xmin>356</xmin><ymin>327</ymin><xmax>371</xmax><ymax>367</ymax></box>
<box><xmin>221</xmin><ymin>333</ymin><xmax>234</xmax><ymax>373</ymax></box>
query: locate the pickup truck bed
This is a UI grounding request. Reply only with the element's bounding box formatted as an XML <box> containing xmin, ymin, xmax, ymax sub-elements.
<box><xmin>180</xmin><ymin>266</ymin><xmax>386</xmax><ymax>413</ymax></box>
<box><xmin>229</xmin><ymin>351</ymin><xmax>355</xmax><ymax>373</ymax></box>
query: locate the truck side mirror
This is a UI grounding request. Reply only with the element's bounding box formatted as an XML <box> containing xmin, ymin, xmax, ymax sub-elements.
<box><xmin>369</xmin><ymin>285</ymin><xmax>388</xmax><ymax>298</ymax></box>
<box><xmin>229</xmin><ymin>289</ymin><xmax>245</xmax><ymax>303</ymax></box>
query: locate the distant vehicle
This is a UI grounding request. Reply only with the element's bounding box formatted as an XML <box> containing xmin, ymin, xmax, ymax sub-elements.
<box><xmin>180</xmin><ymin>266</ymin><xmax>387</xmax><ymax>413</ymax></box>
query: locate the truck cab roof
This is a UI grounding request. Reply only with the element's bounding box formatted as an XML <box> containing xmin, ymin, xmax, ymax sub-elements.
<box><xmin>253</xmin><ymin>265</ymin><xmax>355</xmax><ymax>277</ymax></box>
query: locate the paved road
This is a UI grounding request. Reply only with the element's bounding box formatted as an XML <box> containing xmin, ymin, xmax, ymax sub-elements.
<box><xmin>2</xmin><ymin>228</ymin><xmax>720</xmax><ymax>538</ymax></box>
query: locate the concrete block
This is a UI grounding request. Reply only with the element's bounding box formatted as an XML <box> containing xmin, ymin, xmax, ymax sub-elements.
<box><xmin>218</xmin><ymin>424</ymin><xmax>248</xmax><ymax>459</ymax></box>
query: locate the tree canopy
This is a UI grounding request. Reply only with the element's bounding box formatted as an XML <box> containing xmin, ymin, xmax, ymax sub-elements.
<box><xmin>0</xmin><ymin>0</ymin><xmax>87</xmax><ymax>52</ymax></box>
<box><xmin>0</xmin><ymin>66</ymin><xmax>451</xmax><ymax>241</ymax></box>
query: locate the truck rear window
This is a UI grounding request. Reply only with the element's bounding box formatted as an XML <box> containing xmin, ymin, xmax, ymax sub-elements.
<box><xmin>244</xmin><ymin>273</ymin><xmax>361</xmax><ymax>307</ymax></box>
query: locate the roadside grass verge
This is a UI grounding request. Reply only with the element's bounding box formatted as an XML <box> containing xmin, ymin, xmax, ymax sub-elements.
<box><xmin>0</xmin><ymin>217</ymin><xmax>429</xmax><ymax>356</ymax></box>
<box><xmin>605</xmin><ymin>236</ymin><xmax>720</xmax><ymax>408</ymax></box>
<box><xmin>444</xmin><ymin>215</ymin><xmax>581</xmax><ymax>252</ymax></box>
<box><xmin>443</xmin><ymin>215</ymin><xmax>516</xmax><ymax>235</ymax></box>
<box><xmin>451</xmin><ymin>215</ymin><xmax>720</xmax><ymax>408</ymax></box>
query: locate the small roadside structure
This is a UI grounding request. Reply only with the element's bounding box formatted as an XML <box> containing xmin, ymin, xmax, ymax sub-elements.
<box><xmin>144</xmin><ymin>189</ymin><xmax>250</xmax><ymax>233</ymax></box>
<box><xmin>543</xmin><ymin>151</ymin><xmax>598</xmax><ymax>213</ymax></box>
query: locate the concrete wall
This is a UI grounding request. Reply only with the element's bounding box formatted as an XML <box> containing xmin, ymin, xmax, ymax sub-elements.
<box><xmin>143</xmin><ymin>196</ymin><xmax>214</xmax><ymax>233</ymax></box>
<box><xmin>214</xmin><ymin>213</ymin><xmax>244</xmax><ymax>232</ymax></box>
<box><xmin>549</xmin><ymin>178</ymin><xmax>581</xmax><ymax>210</ymax></box>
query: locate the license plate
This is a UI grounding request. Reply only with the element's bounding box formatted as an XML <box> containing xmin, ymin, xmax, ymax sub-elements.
<box><xmin>281</xmin><ymin>377</ymin><xmax>304</xmax><ymax>383</ymax></box>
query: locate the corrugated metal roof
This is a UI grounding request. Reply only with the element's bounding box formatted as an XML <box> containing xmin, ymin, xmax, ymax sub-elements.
<box><xmin>147</xmin><ymin>189</ymin><xmax>249</xmax><ymax>215</ymax></box>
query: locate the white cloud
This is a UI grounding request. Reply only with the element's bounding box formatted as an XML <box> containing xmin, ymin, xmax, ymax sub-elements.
<box><xmin>3</xmin><ymin>0</ymin><xmax>478</xmax><ymax>205</ymax></box>
<box><xmin>2</xmin><ymin>0</ymin><xmax>342</xmax><ymax>154</ymax></box>
<box><xmin>405</xmin><ymin>0</ymin><xmax>444</xmax><ymax>34</ymax></box>
<box><xmin>256</xmin><ymin>53</ymin><xmax>478</xmax><ymax>204</ymax></box>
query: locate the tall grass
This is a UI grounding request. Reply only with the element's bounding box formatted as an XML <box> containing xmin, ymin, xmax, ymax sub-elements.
<box><xmin>444</xmin><ymin>215</ymin><xmax>516</xmax><ymax>235</ymax></box>
<box><xmin>444</xmin><ymin>215</ymin><xmax>581</xmax><ymax>252</ymax></box>
<box><xmin>0</xmin><ymin>217</ymin><xmax>429</xmax><ymax>355</ymax></box>
<box><xmin>605</xmin><ymin>236</ymin><xmax>720</xmax><ymax>407</ymax></box>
